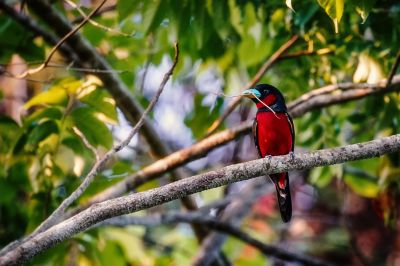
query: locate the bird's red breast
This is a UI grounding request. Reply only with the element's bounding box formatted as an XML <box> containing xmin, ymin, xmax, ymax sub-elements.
<box><xmin>255</xmin><ymin>112</ymin><xmax>293</xmax><ymax>158</ymax></box>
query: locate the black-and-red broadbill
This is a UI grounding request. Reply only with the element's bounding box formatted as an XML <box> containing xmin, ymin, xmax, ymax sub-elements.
<box><xmin>242</xmin><ymin>84</ymin><xmax>295</xmax><ymax>222</ymax></box>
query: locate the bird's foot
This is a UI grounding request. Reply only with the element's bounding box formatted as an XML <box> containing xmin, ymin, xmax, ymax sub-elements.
<box><xmin>264</xmin><ymin>155</ymin><xmax>273</xmax><ymax>164</ymax></box>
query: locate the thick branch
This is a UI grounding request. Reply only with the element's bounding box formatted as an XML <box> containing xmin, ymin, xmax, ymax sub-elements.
<box><xmin>101</xmin><ymin>213</ymin><xmax>332</xmax><ymax>266</ymax></box>
<box><xmin>1</xmin><ymin>134</ymin><xmax>399</xmax><ymax>265</ymax></box>
<box><xmin>79</xmin><ymin>76</ymin><xmax>400</xmax><ymax>208</ymax></box>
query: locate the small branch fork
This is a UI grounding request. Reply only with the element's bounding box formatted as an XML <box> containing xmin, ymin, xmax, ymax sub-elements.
<box><xmin>0</xmin><ymin>43</ymin><xmax>180</xmax><ymax>257</ymax></box>
<box><xmin>1</xmin><ymin>133</ymin><xmax>400</xmax><ymax>265</ymax></box>
<box><xmin>64</xmin><ymin>0</ymin><xmax>134</xmax><ymax>37</ymax></box>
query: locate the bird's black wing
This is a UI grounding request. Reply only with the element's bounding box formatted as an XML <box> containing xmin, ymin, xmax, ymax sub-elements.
<box><xmin>286</xmin><ymin>113</ymin><xmax>295</xmax><ymax>151</ymax></box>
<box><xmin>252</xmin><ymin>118</ymin><xmax>262</xmax><ymax>157</ymax></box>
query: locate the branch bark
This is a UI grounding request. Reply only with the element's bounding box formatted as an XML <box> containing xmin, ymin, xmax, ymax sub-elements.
<box><xmin>1</xmin><ymin>134</ymin><xmax>399</xmax><ymax>265</ymax></box>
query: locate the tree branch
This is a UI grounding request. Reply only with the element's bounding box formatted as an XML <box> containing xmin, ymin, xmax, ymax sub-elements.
<box><xmin>73</xmin><ymin>75</ymin><xmax>400</xmax><ymax>211</ymax></box>
<box><xmin>1</xmin><ymin>134</ymin><xmax>399</xmax><ymax>265</ymax></box>
<box><xmin>101</xmin><ymin>213</ymin><xmax>333</xmax><ymax>266</ymax></box>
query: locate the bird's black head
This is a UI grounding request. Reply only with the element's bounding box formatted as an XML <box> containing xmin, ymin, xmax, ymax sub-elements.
<box><xmin>242</xmin><ymin>84</ymin><xmax>287</xmax><ymax>112</ymax></box>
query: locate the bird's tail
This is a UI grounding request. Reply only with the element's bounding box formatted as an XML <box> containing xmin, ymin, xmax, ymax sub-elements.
<box><xmin>270</xmin><ymin>172</ymin><xmax>292</xmax><ymax>223</ymax></box>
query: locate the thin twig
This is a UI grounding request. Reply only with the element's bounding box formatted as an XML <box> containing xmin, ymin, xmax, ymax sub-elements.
<box><xmin>205</xmin><ymin>35</ymin><xmax>299</xmax><ymax>136</ymax></box>
<box><xmin>64</xmin><ymin>0</ymin><xmax>135</xmax><ymax>37</ymax></box>
<box><xmin>72</xmin><ymin>127</ymin><xmax>99</xmax><ymax>160</ymax></box>
<box><xmin>71</xmin><ymin>3</ymin><xmax>116</xmax><ymax>24</ymax></box>
<box><xmin>13</xmin><ymin>0</ymin><xmax>108</xmax><ymax>79</ymax></box>
<box><xmin>278</xmin><ymin>47</ymin><xmax>332</xmax><ymax>60</ymax></box>
<box><xmin>101</xmin><ymin>213</ymin><xmax>332</xmax><ymax>266</ymax></box>
<box><xmin>386</xmin><ymin>51</ymin><xmax>400</xmax><ymax>87</ymax></box>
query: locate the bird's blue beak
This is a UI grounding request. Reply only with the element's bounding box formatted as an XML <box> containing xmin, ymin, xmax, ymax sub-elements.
<box><xmin>242</xmin><ymin>88</ymin><xmax>261</xmax><ymax>99</ymax></box>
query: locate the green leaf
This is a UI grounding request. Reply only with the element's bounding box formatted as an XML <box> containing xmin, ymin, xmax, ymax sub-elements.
<box><xmin>310</xmin><ymin>166</ymin><xmax>332</xmax><ymax>187</ymax></box>
<box><xmin>0</xmin><ymin>17</ymin><xmax>44</xmax><ymax>62</ymax></box>
<box><xmin>0</xmin><ymin>116</ymin><xmax>21</xmax><ymax>153</ymax></box>
<box><xmin>24</xmin><ymin>87</ymin><xmax>68</xmax><ymax>109</ymax></box>
<box><xmin>317</xmin><ymin>0</ymin><xmax>344</xmax><ymax>33</ymax></box>
<box><xmin>25</xmin><ymin>120</ymin><xmax>59</xmax><ymax>151</ymax></box>
<box><xmin>117</xmin><ymin>1</ymin><xmax>141</xmax><ymax>21</ymax></box>
<box><xmin>143</xmin><ymin>0</ymin><xmax>165</xmax><ymax>34</ymax></box>
<box><xmin>344</xmin><ymin>173</ymin><xmax>379</xmax><ymax>198</ymax></box>
<box><xmin>62</xmin><ymin>137</ymin><xmax>86</xmax><ymax>155</ymax></box>
<box><xmin>25</xmin><ymin>107</ymin><xmax>63</xmax><ymax>125</ymax></box>
<box><xmin>238</xmin><ymin>36</ymin><xmax>272</xmax><ymax>67</ymax></box>
<box><xmin>184</xmin><ymin>94</ymin><xmax>224</xmax><ymax>139</ymax></box>
<box><xmin>79</xmin><ymin>89</ymin><xmax>118</xmax><ymax>124</ymax></box>
<box><xmin>353</xmin><ymin>0</ymin><xmax>377</xmax><ymax>23</ymax></box>
<box><xmin>348</xmin><ymin>113</ymin><xmax>366</xmax><ymax>124</ymax></box>
<box><xmin>70</xmin><ymin>107</ymin><xmax>113</xmax><ymax>149</ymax></box>
<box><xmin>0</xmin><ymin>178</ymin><xmax>16</xmax><ymax>204</ymax></box>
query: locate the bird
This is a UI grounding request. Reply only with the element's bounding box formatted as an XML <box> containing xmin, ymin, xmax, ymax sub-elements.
<box><xmin>242</xmin><ymin>84</ymin><xmax>295</xmax><ymax>222</ymax></box>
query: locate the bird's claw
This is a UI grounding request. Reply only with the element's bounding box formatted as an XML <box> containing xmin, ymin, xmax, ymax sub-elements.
<box><xmin>264</xmin><ymin>155</ymin><xmax>273</xmax><ymax>164</ymax></box>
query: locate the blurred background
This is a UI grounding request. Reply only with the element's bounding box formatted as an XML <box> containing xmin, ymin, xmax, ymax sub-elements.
<box><xmin>0</xmin><ymin>0</ymin><xmax>399</xmax><ymax>265</ymax></box>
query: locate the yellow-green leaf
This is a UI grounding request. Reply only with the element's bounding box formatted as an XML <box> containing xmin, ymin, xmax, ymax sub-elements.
<box><xmin>24</xmin><ymin>88</ymin><xmax>68</xmax><ymax>109</ymax></box>
<box><xmin>317</xmin><ymin>0</ymin><xmax>344</xmax><ymax>33</ymax></box>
